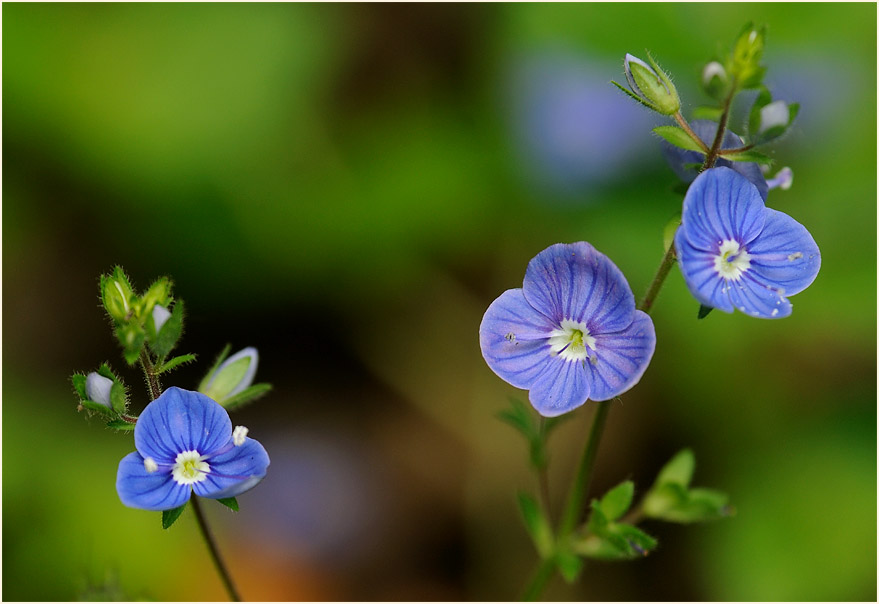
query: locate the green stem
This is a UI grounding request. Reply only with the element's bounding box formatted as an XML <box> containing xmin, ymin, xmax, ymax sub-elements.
<box><xmin>702</xmin><ymin>80</ymin><xmax>738</xmax><ymax>170</ymax></box>
<box><xmin>521</xmin><ymin>557</ymin><xmax>557</xmax><ymax>602</ymax></box>
<box><xmin>674</xmin><ymin>112</ymin><xmax>709</xmax><ymax>153</ymax></box>
<box><xmin>190</xmin><ymin>496</ymin><xmax>242</xmax><ymax>602</ymax></box>
<box><xmin>537</xmin><ymin>419</ymin><xmax>553</xmax><ymax>526</ymax></box>
<box><xmin>138</xmin><ymin>350</ymin><xmax>162</xmax><ymax>401</ymax></box>
<box><xmin>638</xmin><ymin>241</ymin><xmax>677</xmax><ymax>314</ymax></box>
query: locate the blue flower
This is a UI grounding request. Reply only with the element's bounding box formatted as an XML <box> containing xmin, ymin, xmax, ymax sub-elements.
<box><xmin>661</xmin><ymin>120</ymin><xmax>769</xmax><ymax>200</ymax></box>
<box><xmin>116</xmin><ymin>387</ymin><xmax>270</xmax><ymax>511</ymax></box>
<box><xmin>479</xmin><ymin>243</ymin><xmax>656</xmax><ymax>417</ymax></box>
<box><xmin>674</xmin><ymin>167</ymin><xmax>820</xmax><ymax>318</ymax></box>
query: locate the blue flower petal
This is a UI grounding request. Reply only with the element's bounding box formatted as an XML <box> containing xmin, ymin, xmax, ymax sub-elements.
<box><xmin>135</xmin><ymin>388</ymin><xmax>232</xmax><ymax>462</ymax></box>
<box><xmin>528</xmin><ymin>358</ymin><xmax>591</xmax><ymax>417</ymax></box>
<box><xmin>680</xmin><ymin>167</ymin><xmax>765</xmax><ymax>252</ymax></box>
<box><xmin>522</xmin><ymin>242</ymin><xmax>636</xmax><ymax>333</ymax></box>
<box><xmin>116</xmin><ymin>451</ymin><xmax>191</xmax><ymax>511</ymax></box>
<box><xmin>479</xmin><ymin>289</ymin><xmax>555</xmax><ymax>389</ymax></box>
<box><xmin>726</xmin><ymin>272</ymin><xmax>792</xmax><ymax>319</ymax></box>
<box><xmin>586</xmin><ymin>311</ymin><xmax>656</xmax><ymax>400</ymax></box>
<box><xmin>674</xmin><ymin>229</ymin><xmax>736</xmax><ymax>313</ymax></box>
<box><xmin>662</xmin><ymin>120</ymin><xmax>769</xmax><ymax>200</ymax></box>
<box><xmin>194</xmin><ymin>438</ymin><xmax>270</xmax><ymax>499</ymax></box>
<box><xmin>747</xmin><ymin>208</ymin><xmax>821</xmax><ymax>296</ymax></box>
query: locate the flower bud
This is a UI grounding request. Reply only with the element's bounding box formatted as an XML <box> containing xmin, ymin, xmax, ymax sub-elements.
<box><xmin>139</xmin><ymin>277</ymin><xmax>171</xmax><ymax>319</ymax></box>
<box><xmin>701</xmin><ymin>61</ymin><xmax>728</xmax><ymax>99</ymax></box>
<box><xmin>623</xmin><ymin>52</ymin><xmax>680</xmax><ymax>115</ymax></box>
<box><xmin>758</xmin><ymin>100</ymin><xmax>790</xmax><ymax>133</ymax></box>
<box><xmin>201</xmin><ymin>347</ymin><xmax>259</xmax><ymax>403</ymax></box>
<box><xmin>730</xmin><ymin>24</ymin><xmax>766</xmax><ymax>88</ymax></box>
<box><xmin>152</xmin><ymin>304</ymin><xmax>172</xmax><ymax>333</ymax></box>
<box><xmin>100</xmin><ymin>267</ymin><xmax>135</xmax><ymax>323</ymax></box>
<box><xmin>85</xmin><ymin>372</ymin><xmax>114</xmax><ymax>408</ymax></box>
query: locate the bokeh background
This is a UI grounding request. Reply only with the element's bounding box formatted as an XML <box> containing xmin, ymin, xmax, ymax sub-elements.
<box><xmin>3</xmin><ymin>3</ymin><xmax>876</xmax><ymax>601</ymax></box>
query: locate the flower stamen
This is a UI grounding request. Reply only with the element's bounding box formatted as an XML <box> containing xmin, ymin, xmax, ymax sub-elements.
<box><xmin>549</xmin><ymin>319</ymin><xmax>597</xmax><ymax>362</ymax></box>
<box><xmin>714</xmin><ymin>239</ymin><xmax>751</xmax><ymax>281</ymax></box>
<box><xmin>172</xmin><ymin>450</ymin><xmax>210</xmax><ymax>486</ymax></box>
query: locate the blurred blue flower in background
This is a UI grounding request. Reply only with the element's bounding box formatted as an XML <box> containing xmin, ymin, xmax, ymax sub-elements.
<box><xmin>480</xmin><ymin>242</ymin><xmax>656</xmax><ymax>416</ymax></box>
<box><xmin>674</xmin><ymin>167</ymin><xmax>820</xmax><ymax>318</ymax></box>
<box><xmin>661</xmin><ymin>120</ymin><xmax>769</xmax><ymax>200</ymax></box>
<box><xmin>116</xmin><ymin>387</ymin><xmax>270</xmax><ymax>511</ymax></box>
<box><xmin>507</xmin><ymin>51</ymin><xmax>657</xmax><ymax>199</ymax></box>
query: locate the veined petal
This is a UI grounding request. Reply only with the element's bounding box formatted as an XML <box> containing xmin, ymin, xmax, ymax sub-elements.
<box><xmin>680</xmin><ymin>167</ymin><xmax>765</xmax><ymax>251</ymax></box>
<box><xmin>528</xmin><ymin>357</ymin><xmax>591</xmax><ymax>417</ymax></box>
<box><xmin>674</xmin><ymin>230</ymin><xmax>736</xmax><ymax>313</ymax></box>
<box><xmin>135</xmin><ymin>387</ymin><xmax>232</xmax><ymax>462</ymax></box>
<box><xmin>479</xmin><ymin>289</ymin><xmax>555</xmax><ymax>389</ymax></box>
<box><xmin>747</xmin><ymin>208</ymin><xmax>820</xmax><ymax>296</ymax></box>
<box><xmin>522</xmin><ymin>242</ymin><xmax>636</xmax><ymax>333</ymax></box>
<box><xmin>586</xmin><ymin>311</ymin><xmax>656</xmax><ymax>401</ymax></box>
<box><xmin>727</xmin><ymin>272</ymin><xmax>792</xmax><ymax>319</ymax></box>
<box><xmin>194</xmin><ymin>438</ymin><xmax>270</xmax><ymax>499</ymax></box>
<box><xmin>116</xmin><ymin>451</ymin><xmax>191</xmax><ymax>511</ymax></box>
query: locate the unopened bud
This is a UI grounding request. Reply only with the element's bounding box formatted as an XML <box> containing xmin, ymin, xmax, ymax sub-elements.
<box><xmin>759</xmin><ymin>100</ymin><xmax>790</xmax><ymax>133</ymax></box>
<box><xmin>152</xmin><ymin>304</ymin><xmax>172</xmax><ymax>333</ymax></box>
<box><xmin>201</xmin><ymin>347</ymin><xmax>259</xmax><ymax>403</ymax></box>
<box><xmin>85</xmin><ymin>372</ymin><xmax>114</xmax><ymax>408</ymax></box>
<box><xmin>101</xmin><ymin>267</ymin><xmax>135</xmax><ymax>323</ymax></box>
<box><xmin>623</xmin><ymin>53</ymin><xmax>680</xmax><ymax>115</ymax></box>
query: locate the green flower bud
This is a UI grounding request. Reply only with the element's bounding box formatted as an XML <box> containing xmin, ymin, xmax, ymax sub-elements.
<box><xmin>85</xmin><ymin>372</ymin><xmax>114</xmax><ymax>408</ymax></box>
<box><xmin>730</xmin><ymin>23</ymin><xmax>767</xmax><ymax>88</ymax></box>
<box><xmin>623</xmin><ymin>52</ymin><xmax>681</xmax><ymax>115</ymax></box>
<box><xmin>701</xmin><ymin>61</ymin><xmax>729</xmax><ymax>100</ymax></box>
<box><xmin>139</xmin><ymin>277</ymin><xmax>172</xmax><ymax>320</ymax></box>
<box><xmin>100</xmin><ymin>267</ymin><xmax>135</xmax><ymax>323</ymax></box>
<box><xmin>200</xmin><ymin>347</ymin><xmax>259</xmax><ymax>403</ymax></box>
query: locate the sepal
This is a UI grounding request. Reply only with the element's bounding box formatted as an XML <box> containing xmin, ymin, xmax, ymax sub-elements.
<box><xmin>149</xmin><ymin>301</ymin><xmax>185</xmax><ymax>358</ymax></box>
<box><xmin>620</xmin><ymin>52</ymin><xmax>681</xmax><ymax>115</ymax></box>
<box><xmin>729</xmin><ymin>22</ymin><xmax>767</xmax><ymax>89</ymax></box>
<box><xmin>642</xmin><ymin>449</ymin><xmax>732</xmax><ymax>523</ymax></box>
<box><xmin>100</xmin><ymin>266</ymin><xmax>135</xmax><ymax>323</ymax></box>
<box><xmin>162</xmin><ymin>503</ymin><xmax>187</xmax><ymax>529</ymax></box>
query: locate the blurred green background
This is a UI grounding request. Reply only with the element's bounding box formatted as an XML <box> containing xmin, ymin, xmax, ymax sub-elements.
<box><xmin>3</xmin><ymin>3</ymin><xmax>876</xmax><ymax>601</ymax></box>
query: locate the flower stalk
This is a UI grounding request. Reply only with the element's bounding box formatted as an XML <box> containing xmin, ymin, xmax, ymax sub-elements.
<box><xmin>190</xmin><ymin>496</ymin><xmax>242</xmax><ymax>602</ymax></box>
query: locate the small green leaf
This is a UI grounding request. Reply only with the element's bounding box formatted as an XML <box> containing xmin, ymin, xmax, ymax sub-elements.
<box><xmin>216</xmin><ymin>497</ymin><xmax>239</xmax><ymax>512</ymax></box>
<box><xmin>79</xmin><ymin>400</ymin><xmax>117</xmax><ymax>417</ymax></box>
<box><xmin>106</xmin><ymin>419</ymin><xmax>136</xmax><ymax>431</ymax></box>
<box><xmin>497</xmin><ymin>397</ymin><xmax>538</xmax><ymax>440</ymax></box>
<box><xmin>692</xmin><ymin>105</ymin><xmax>724</xmax><ymax>121</ymax></box>
<box><xmin>718</xmin><ymin>149</ymin><xmax>773</xmax><ymax>165</ymax></box>
<box><xmin>151</xmin><ymin>301</ymin><xmax>185</xmax><ymax>358</ymax></box>
<box><xmin>587</xmin><ymin>500</ymin><xmax>609</xmax><ymax>534</ymax></box>
<box><xmin>220</xmin><ymin>383</ymin><xmax>273</xmax><ymax>411</ymax></box>
<box><xmin>571</xmin><ymin>534</ymin><xmax>629</xmax><ymax>560</ymax></box>
<box><xmin>612</xmin><ymin>523</ymin><xmax>657</xmax><ymax>555</ymax></box>
<box><xmin>116</xmin><ymin>323</ymin><xmax>146</xmax><ymax>365</ymax></box>
<box><xmin>72</xmin><ymin>373</ymin><xmax>88</xmax><ymax>400</ymax></box>
<box><xmin>555</xmin><ymin>551</ymin><xmax>583</xmax><ymax>583</ymax></box>
<box><xmin>653</xmin><ymin>126</ymin><xmax>707</xmax><ymax>153</ymax></box>
<box><xmin>162</xmin><ymin>504</ymin><xmax>187</xmax><ymax>529</ymax></box>
<box><xmin>599</xmin><ymin>481</ymin><xmax>635</xmax><ymax>521</ymax></box>
<box><xmin>656</xmin><ymin>448</ymin><xmax>695</xmax><ymax>487</ymax></box>
<box><xmin>109</xmin><ymin>382</ymin><xmax>127</xmax><ymax>414</ymax></box>
<box><xmin>157</xmin><ymin>354</ymin><xmax>197</xmax><ymax>374</ymax></box>
<box><xmin>198</xmin><ymin>344</ymin><xmax>233</xmax><ymax>392</ymax></box>
<box><xmin>517</xmin><ymin>492</ymin><xmax>553</xmax><ymax>558</ymax></box>
<box><xmin>698</xmin><ymin>304</ymin><xmax>714</xmax><ymax>319</ymax></box>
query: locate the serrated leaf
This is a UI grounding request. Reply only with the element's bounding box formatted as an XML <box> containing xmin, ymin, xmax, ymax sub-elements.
<box><xmin>216</xmin><ymin>497</ymin><xmax>239</xmax><ymax>512</ymax></box>
<box><xmin>106</xmin><ymin>419</ymin><xmax>136</xmax><ymax>431</ymax></box>
<box><xmin>162</xmin><ymin>504</ymin><xmax>187</xmax><ymax>529</ymax></box>
<box><xmin>157</xmin><ymin>354</ymin><xmax>197</xmax><ymax>374</ymax></box>
<box><xmin>151</xmin><ymin>301</ymin><xmax>184</xmax><ymax>358</ymax></box>
<box><xmin>555</xmin><ymin>551</ymin><xmax>583</xmax><ymax>583</ymax></box>
<box><xmin>517</xmin><ymin>492</ymin><xmax>553</xmax><ymax>558</ymax></box>
<box><xmin>220</xmin><ymin>383</ymin><xmax>273</xmax><ymax>411</ymax></box>
<box><xmin>718</xmin><ymin>149</ymin><xmax>773</xmax><ymax>165</ymax></box>
<box><xmin>698</xmin><ymin>304</ymin><xmax>714</xmax><ymax>319</ymax></box>
<box><xmin>653</xmin><ymin>126</ymin><xmax>706</xmax><ymax>153</ymax></box>
<box><xmin>599</xmin><ymin>481</ymin><xmax>634</xmax><ymax>521</ymax></box>
<box><xmin>198</xmin><ymin>344</ymin><xmax>232</xmax><ymax>392</ymax></box>
<box><xmin>692</xmin><ymin>105</ymin><xmax>724</xmax><ymax>121</ymax></box>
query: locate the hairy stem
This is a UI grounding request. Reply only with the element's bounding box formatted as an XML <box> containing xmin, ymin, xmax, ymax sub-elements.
<box><xmin>702</xmin><ymin>80</ymin><xmax>739</xmax><ymax>170</ymax></box>
<box><xmin>138</xmin><ymin>350</ymin><xmax>163</xmax><ymax>401</ymax></box>
<box><xmin>190</xmin><ymin>496</ymin><xmax>242</xmax><ymax>602</ymax></box>
<box><xmin>674</xmin><ymin>112</ymin><xmax>710</xmax><ymax>153</ymax></box>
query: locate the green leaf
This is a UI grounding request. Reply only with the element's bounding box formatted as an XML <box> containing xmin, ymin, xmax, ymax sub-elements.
<box><xmin>610</xmin><ymin>80</ymin><xmax>655</xmax><ymax>110</ymax></box>
<box><xmin>109</xmin><ymin>382</ymin><xmax>127</xmax><ymax>414</ymax></box>
<box><xmin>106</xmin><ymin>419</ymin><xmax>136</xmax><ymax>431</ymax></box>
<box><xmin>497</xmin><ymin>397</ymin><xmax>538</xmax><ymax>440</ymax></box>
<box><xmin>718</xmin><ymin>149</ymin><xmax>773</xmax><ymax>165</ymax></box>
<box><xmin>612</xmin><ymin>523</ymin><xmax>657</xmax><ymax>555</ymax></box>
<box><xmin>555</xmin><ymin>551</ymin><xmax>583</xmax><ymax>583</ymax></box>
<box><xmin>698</xmin><ymin>304</ymin><xmax>714</xmax><ymax>319</ymax></box>
<box><xmin>571</xmin><ymin>534</ymin><xmax>629</xmax><ymax>560</ymax></box>
<box><xmin>220</xmin><ymin>383</ymin><xmax>273</xmax><ymax>411</ymax></box>
<box><xmin>692</xmin><ymin>105</ymin><xmax>724</xmax><ymax>121</ymax></box>
<box><xmin>517</xmin><ymin>492</ymin><xmax>553</xmax><ymax>558</ymax></box>
<box><xmin>116</xmin><ymin>323</ymin><xmax>146</xmax><ymax>365</ymax></box>
<box><xmin>599</xmin><ymin>481</ymin><xmax>634</xmax><ymax>521</ymax></box>
<box><xmin>150</xmin><ymin>300</ymin><xmax>185</xmax><ymax>358</ymax></box>
<box><xmin>652</xmin><ymin>126</ymin><xmax>706</xmax><ymax>153</ymax></box>
<box><xmin>72</xmin><ymin>373</ymin><xmax>88</xmax><ymax>400</ymax></box>
<box><xmin>162</xmin><ymin>503</ymin><xmax>187</xmax><ymax>529</ymax></box>
<box><xmin>216</xmin><ymin>497</ymin><xmax>239</xmax><ymax>512</ymax></box>
<box><xmin>198</xmin><ymin>344</ymin><xmax>232</xmax><ymax>392</ymax></box>
<box><xmin>656</xmin><ymin>448</ymin><xmax>695</xmax><ymax>487</ymax></box>
<box><xmin>662</xmin><ymin>215</ymin><xmax>681</xmax><ymax>253</ymax></box>
<box><xmin>157</xmin><ymin>353</ymin><xmax>197</xmax><ymax>374</ymax></box>
<box><xmin>79</xmin><ymin>400</ymin><xmax>117</xmax><ymax>417</ymax></box>
<box><xmin>587</xmin><ymin>500</ymin><xmax>609</xmax><ymax>534</ymax></box>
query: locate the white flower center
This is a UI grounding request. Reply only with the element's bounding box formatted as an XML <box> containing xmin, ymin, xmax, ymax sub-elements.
<box><xmin>548</xmin><ymin>319</ymin><xmax>597</xmax><ymax>362</ymax></box>
<box><xmin>172</xmin><ymin>450</ymin><xmax>210</xmax><ymax>485</ymax></box>
<box><xmin>714</xmin><ymin>240</ymin><xmax>751</xmax><ymax>281</ymax></box>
